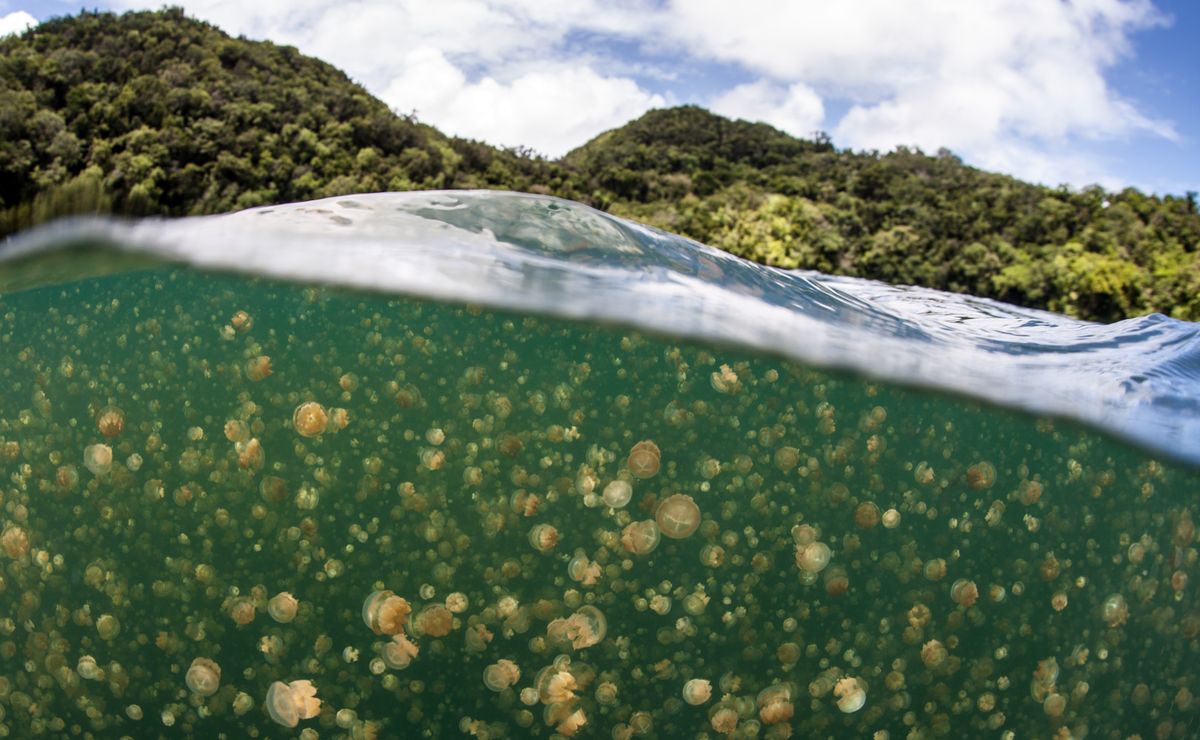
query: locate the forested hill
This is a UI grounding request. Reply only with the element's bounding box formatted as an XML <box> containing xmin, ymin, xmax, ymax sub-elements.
<box><xmin>2</xmin><ymin>9</ymin><xmax>1198</xmax><ymax>322</ymax></box>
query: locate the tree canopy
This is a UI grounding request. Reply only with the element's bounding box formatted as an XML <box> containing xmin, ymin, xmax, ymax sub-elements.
<box><xmin>3</xmin><ymin>9</ymin><xmax>1198</xmax><ymax>322</ymax></box>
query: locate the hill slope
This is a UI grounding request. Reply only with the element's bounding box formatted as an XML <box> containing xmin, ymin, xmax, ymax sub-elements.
<box><xmin>2</xmin><ymin>9</ymin><xmax>1198</xmax><ymax>322</ymax></box>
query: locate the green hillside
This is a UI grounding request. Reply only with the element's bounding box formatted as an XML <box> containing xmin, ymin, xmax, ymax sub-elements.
<box><xmin>3</xmin><ymin>8</ymin><xmax>1198</xmax><ymax>322</ymax></box>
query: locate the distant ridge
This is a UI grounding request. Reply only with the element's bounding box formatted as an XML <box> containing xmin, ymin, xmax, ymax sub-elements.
<box><xmin>2</xmin><ymin>8</ymin><xmax>1198</xmax><ymax>322</ymax></box>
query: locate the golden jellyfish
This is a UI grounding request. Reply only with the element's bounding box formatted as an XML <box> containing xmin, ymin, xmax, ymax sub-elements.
<box><xmin>711</xmin><ymin>707</ymin><xmax>738</xmax><ymax>734</ymax></box>
<box><xmin>966</xmin><ymin>461</ymin><xmax>996</xmax><ymax>490</ymax></box>
<box><xmin>602</xmin><ymin>480</ymin><xmax>633</xmax><ymax>508</ymax></box>
<box><xmin>414</xmin><ymin>604</ymin><xmax>453</xmax><ymax>638</ymax></box>
<box><xmin>362</xmin><ymin>590</ymin><xmax>412</xmax><ymax>636</ymax></box>
<box><xmin>96</xmin><ymin>614</ymin><xmax>121</xmax><ymax>640</ymax></box>
<box><xmin>710</xmin><ymin>363</ymin><xmax>740</xmax><ymax>394</ymax></box>
<box><xmin>224</xmin><ymin>419</ymin><xmax>250</xmax><ymax>442</ymax></box>
<box><xmin>83</xmin><ymin>443</ymin><xmax>113</xmax><ymax>476</ymax></box>
<box><xmin>795</xmin><ymin>541</ymin><xmax>832</xmax><ymax>574</ymax></box>
<box><xmin>621</xmin><ymin>520</ymin><xmax>661</xmax><ymax>555</ymax></box>
<box><xmin>565</xmin><ymin>605</ymin><xmax>607</xmax><ymax>649</ymax></box>
<box><xmin>882</xmin><ymin>508</ymin><xmax>901</xmax><ymax>528</ymax></box>
<box><xmin>1</xmin><ymin>525</ymin><xmax>30</xmax><ymax>558</ymax></box>
<box><xmin>921</xmin><ymin>639</ymin><xmax>948</xmax><ymax>668</ymax></box>
<box><xmin>483</xmin><ymin>659</ymin><xmax>521</xmax><ymax>691</ymax></box>
<box><xmin>96</xmin><ymin>406</ymin><xmax>125</xmax><ymax>437</ymax></box>
<box><xmin>382</xmin><ymin>634</ymin><xmax>419</xmax><ymax>669</ymax></box>
<box><xmin>528</xmin><ymin>524</ymin><xmax>559</xmax><ymax>553</ymax></box>
<box><xmin>627</xmin><ymin>440</ymin><xmax>661</xmax><ymax>479</ymax></box>
<box><xmin>545</xmin><ymin>671</ymin><xmax>578</xmax><ymax>704</ymax></box>
<box><xmin>683</xmin><ymin>678</ymin><xmax>712</xmax><ymax>705</ymax></box>
<box><xmin>268</xmin><ymin>592</ymin><xmax>299</xmax><ymax>623</ymax></box>
<box><xmin>229</xmin><ymin>597</ymin><xmax>256</xmax><ymax>625</ymax></box>
<box><xmin>923</xmin><ymin>558</ymin><xmax>948</xmax><ymax>581</ymax></box>
<box><xmin>293</xmin><ymin>402</ymin><xmax>328</xmax><ymax>437</ymax></box>
<box><xmin>556</xmin><ymin>708</ymin><xmax>587</xmax><ymax>737</ymax></box>
<box><xmin>230</xmin><ymin>310</ymin><xmax>253</xmax><ymax>332</ymax></box>
<box><xmin>56</xmin><ymin>463</ymin><xmax>80</xmax><ymax>490</ymax></box>
<box><xmin>854</xmin><ymin>502</ymin><xmax>880</xmax><ymax>529</ymax></box>
<box><xmin>950</xmin><ymin>579</ymin><xmax>979</xmax><ymax>608</ymax></box>
<box><xmin>445</xmin><ymin>592</ymin><xmax>469</xmax><ymax>613</ymax></box>
<box><xmin>567</xmin><ymin>549</ymin><xmax>601</xmax><ymax>586</ymax></box>
<box><xmin>265</xmin><ymin>679</ymin><xmax>322</xmax><ymax>728</ymax></box>
<box><xmin>1102</xmin><ymin>593</ymin><xmax>1129</xmax><ymax>627</ymax></box>
<box><xmin>834</xmin><ymin>677</ymin><xmax>867</xmax><ymax>713</ymax></box>
<box><xmin>185</xmin><ymin>658</ymin><xmax>221</xmax><ymax>697</ymax></box>
<box><xmin>327</xmin><ymin>407</ymin><xmax>350</xmax><ymax>432</ymax></box>
<box><xmin>245</xmin><ymin>355</ymin><xmax>272</xmax><ymax>382</ymax></box>
<box><xmin>656</xmin><ymin>494</ymin><xmax>701</xmax><ymax>539</ymax></box>
<box><xmin>236</xmin><ymin>438</ymin><xmax>264</xmax><ymax>470</ymax></box>
<box><xmin>757</xmin><ymin>685</ymin><xmax>795</xmax><ymax>725</ymax></box>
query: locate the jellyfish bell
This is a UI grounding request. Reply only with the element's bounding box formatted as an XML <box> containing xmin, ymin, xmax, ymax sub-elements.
<box><xmin>83</xmin><ymin>444</ymin><xmax>113</xmax><ymax>476</ymax></box>
<box><xmin>362</xmin><ymin>590</ymin><xmax>412</xmax><ymax>636</ymax></box>
<box><xmin>382</xmin><ymin>634</ymin><xmax>419</xmax><ymax>669</ymax></box>
<box><xmin>528</xmin><ymin>524</ymin><xmax>559</xmax><ymax>553</ymax></box>
<box><xmin>414</xmin><ymin>604</ymin><xmax>453</xmax><ymax>638</ymax></box>
<box><xmin>795</xmin><ymin>541</ymin><xmax>832</xmax><ymax>574</ymax></box>
<box><xmin>268</xmin><ymin>592</ymin><xmax>299</xmax><ymax>623</ymax></box>
<box><xmin>627</xmin><ymin>440</ymin><xmax>661</xmax><ymax>479</ymax></box>
<box><xmin>621</xmin><ymin>520</ymin><xmax>661</xmax><ymax>555</ymax></box>
<box><xmin>246</xmin><ymin>355</ymin><xmax>272</xmax><ymax>382</ymax></box>
<box><xmin>230</xmin><ymin>310</ymin><xmax>253</xmax><ymax>332</ymax></box>
<box><xmin>293</xmin><ymin>402</ymin><xmax>328</xmax><ymax>438</ymax></box>
<box><xmin>483</xmin><ymin>659</ymin><xmax>521</xmax><ymax>691</ymax></box>
<box><xmin>265</xmin><ymin>679</ymin><xmax>322</xmax><ymax>728</ymax></box>
<box><xmin>96</xmin><ymin>406</ymin><xmax>125</xmax><ymax>437</ymax></box>
<box><xmin>656</xmin><ymin>494</ymin><xmax>701</xmax><ymax>539</ymax></box>
<box><xmin>1</xmin><ymin>525</ymin><xmax>30</xmax><ymax>559</ymax></box>
<box><xmin>224</xmin><ymin>419</ymin><xmax>250</xmax><ymax>443</ymax></box>
<box><xmin>602</xmin><ymin>480</ymin><xmax>633</xmax><ymax>508</ymax></box>
<box><xmin>185</xmin><ymin>657</ymin><xmax>221</xmax><ymax>697</ymax></box>
<box><xmin>834</xmin><ymin>677</ymin><xmax>867</xmax><ymax>713</ymax></box>
<box><xmin>229</xmin><ymin>598</ymin><xmax>256</xmax><ymax>625</ymax></box>
<box><xmin>683</xmin><ymin>678</ymin><xmax>713</xmax><ymax>705</ymax></box>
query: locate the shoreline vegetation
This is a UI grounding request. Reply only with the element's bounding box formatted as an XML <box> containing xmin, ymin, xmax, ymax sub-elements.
<box><xmin>2</xmin><ymin>8</ymin><xmax>1198</xmax><ymax>323</ymax></box>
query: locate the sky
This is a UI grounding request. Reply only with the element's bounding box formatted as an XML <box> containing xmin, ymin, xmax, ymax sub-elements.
<box><xmin>5</xmin><ymin>0</ymin><xmax>1199</xmax><ymax>196</ymax></box>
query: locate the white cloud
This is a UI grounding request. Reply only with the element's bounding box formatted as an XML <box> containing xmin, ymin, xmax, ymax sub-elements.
<box><xmin>669</xmin><ymin>0</ymin><xmax>1175</xmax><ymax>187</ymax></box>
<box><xmin>381</xmin><ymin>48</ymin><xmax>664</xmax><ymax>156</ymax></box>
<box><xmin>710</xmin><ymin>80</ymin><xmax>824</xmax><ymax>139</ymax></box>
<box><xmin>0</xmin><ymin>10</ymin><xmax>35</xmax><ymax>36</ymax></box>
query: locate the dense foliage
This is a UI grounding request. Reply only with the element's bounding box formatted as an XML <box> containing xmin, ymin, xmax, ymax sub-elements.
<box><xmin>3</xmin><ymin>10</ymin><xmax>1198</xmax><ymax>322</ymax></box>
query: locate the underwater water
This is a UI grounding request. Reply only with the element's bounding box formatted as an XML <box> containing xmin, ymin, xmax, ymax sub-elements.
<box><xmin>0</xmin><ymin>191</ymin><xmax>1197</xmax><ymax>738</ymax></box>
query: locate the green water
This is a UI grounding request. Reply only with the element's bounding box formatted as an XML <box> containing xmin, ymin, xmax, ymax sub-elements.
<box><xmin>0</xmin><ymin>265</ymin><xmax>1196</xmax><ymax>738</ymax></box>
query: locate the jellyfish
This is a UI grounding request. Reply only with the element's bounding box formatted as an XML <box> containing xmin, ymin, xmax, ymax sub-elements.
<box><xmin>293</xmin><ymin>402</ymin><xmax>328</xmax><ymax>437</ymax></box>
<box><xmin>528</xmin><ymin>524</ymin><xmax>559</xmax><ymax>553</ymax></box>
<box><xmin>483</xmin><ymin>659</ymin><xmax>521</xmax><ymax>692</ymax></box>
<box><xmin>185</xmin><ymin>658</ymin><xmax>221</xmax><ymax>697</ymax></box>
<box><xmin>602</xmin><ymin>480</ymin><xmax>633</xmax><ymax>508</ymax></box>
<box><xmin>950</xmin><ymin>579</ymin><xmax>979</xmax><ymax>608</ymax></box>
<box><xmin>268</xmin><ymin>592</ymin><xmax>299</xmax><ymax>623</ymax></box>
<box><xmin>362</xmin><ymin>591</ymin><xmax>412</xmax><ymax>636</ymax></box>
<box><xmin>83</xmin><ymin>444</ymin><xmax>113</xmax><ymax>476</ymax></box>
<box><xmin>795</xmin><ymin>541</ymin><xmax>831</xmax><ymax>574</ymax></box>
<box><xmin>683</xmin><ymin>679</ymin><xmax>712</xmax><ymax>705</ymax></box>
<box><xmin>414</xmin><ymin>604</ymin><xmax>453</xmax><ymax>637</ymax></box>
<box><xmin>627</xmin><ymin>440</ymin><xmax>661</xmax><ymax>478</ymax></box>
<box><xmin>382</xmin><ymin>634</ymin><xmax>419</xmax><ymax>669</ymax></box>
<box><xmin>621</xmin><ymin>520</ymin><xmax>661</xmax><ymax>555</ymax></box>
<box><xmin>757</xmin><ymin>685</ymin><xmax>794</xmax><ymax>725</ymax></box>
<box><xmin>230</xmin><ymin>310</ymin><xmax>253</xmax><ymax>332</ymax></box>
<box><xmin>265</xmin><ymin>680</ymin><xmax>322</xmax><ymax>728</ymax></box>
<box><xmin>246</xmin><ymin>355</ymin><xmax>272</xmax><ymax>381</ymax></box>
<box><xmin>96</xmin><ymin>406</ymin><xmax>125</xmax><ymax>437</ymax></box>
<box><xmin>1</xmin><ymin>525</ymin><xmax>30</xmax><ymax>559</ymax></box>
<box><xmin>556</xmin><ymin>708</ymin><xmax>587</xmax><ymax>737</ymax></box>
<box><xmin>834</xmin><ymin>677</ymin><xmax>867</xmax><ymax>713</ymax></box>
<box><xmin>656</xmin><ymin>494</ymin><xmax>701</xmax><ymax>539</ymax></box>
<box><xmin>228</xmin><ymin>598</ymin><xmax>256</xmax><ymax>625</ymax></box>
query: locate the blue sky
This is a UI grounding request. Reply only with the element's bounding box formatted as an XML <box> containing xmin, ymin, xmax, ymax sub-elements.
<box><xmin>5</xmin><ymin>0</ymin><xmax>1198</xmax><ymax>196</ymax></box>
